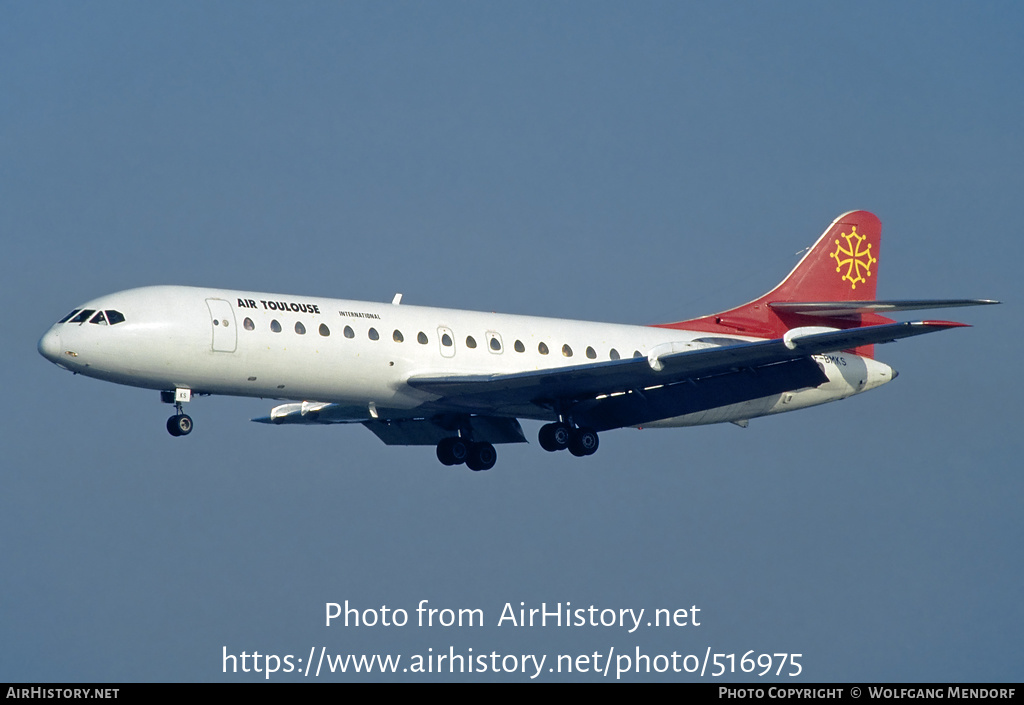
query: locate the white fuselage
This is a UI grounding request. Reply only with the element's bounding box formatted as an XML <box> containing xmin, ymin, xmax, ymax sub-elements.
<box><xmin>38</xmin><ymin>285</ymin><xmax>895</xmax><ymax>428</ymax></box>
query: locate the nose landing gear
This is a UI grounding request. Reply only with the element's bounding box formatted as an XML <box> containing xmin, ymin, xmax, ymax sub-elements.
<box><xmin>162</xmin><ymin>389</ymin><xmax>194</xmax><ymax>437</ymax></box>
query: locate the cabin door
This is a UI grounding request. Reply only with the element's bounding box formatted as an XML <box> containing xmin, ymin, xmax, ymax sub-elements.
<box><xmin>206</xmin><ymin>298</ymin><xmax>237</xmax><ymax>353</ymax></box>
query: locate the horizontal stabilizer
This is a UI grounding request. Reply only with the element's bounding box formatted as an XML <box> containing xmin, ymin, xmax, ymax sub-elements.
<box><xmin>769</xmin><ymin>299</ymin><xmax>999</xmax><ymax>318</ymax></box>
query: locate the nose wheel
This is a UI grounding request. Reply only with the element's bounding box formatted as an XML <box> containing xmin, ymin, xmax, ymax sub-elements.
<box><xmin>166</xmin><ymin>413</ymin><xmax>193</xmax><ymax>437</ymax></box>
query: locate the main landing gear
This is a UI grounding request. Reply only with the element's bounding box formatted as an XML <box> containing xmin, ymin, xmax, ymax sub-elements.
<box><xmin>538</xmin><ymin>422</ymin><xmax>599</xmax><ymax>457</ymax></box>
<box><xmin>436</xmin><ymin>436</ymin><xmax>497</xmax><ymax>471</ymax></box>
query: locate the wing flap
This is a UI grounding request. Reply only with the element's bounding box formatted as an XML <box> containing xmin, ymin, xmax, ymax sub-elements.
<box><xmin>252</xmin><ymin>401</ymin><xmax>370</xmax><ymax>424</ymax></box>
<box><xmin>363</xmin><ymin>416</ymin><xmax>527</xmax><ymax>446</ymax></box>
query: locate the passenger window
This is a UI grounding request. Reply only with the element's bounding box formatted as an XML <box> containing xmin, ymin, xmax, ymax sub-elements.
<box><xmin>393</xmin><ymin>330</ymin><xmax>404</xmax><ymax>342</ymax></box>
<box><xmin>70</xmin><ymin>310</ymin><xmax>95</xmax><ymax>324</ymax></box>
<box><xmin>344</xmin><ymin>326</ymin><xmax>355</xmax><ymax>339</ymax></box>
<box><xmin>488</xmin><ymin>334</ymin><xmax>502</xmax><ymax>352</ymax></box>
<box><xmin>586</xmin><ymin>346</ymin><xmax>596</xmax><ymax>359</ymax></box>
<box><xmin>562</xmin><ymin>344</ymin><xmax>573</xmax><ymax>357</ymax></box>
<box><xmin>609</xmin><ymin>348</ymin><xmax>620</xmax><ymax>360</ymax></box>
<box><xmin>466</xmin><ymin>336</ymin><xmax>477</xmax><ymax>349</ymax></box>
<box><xmin>538</xmin><ymin>342</ymin><xmax>549</xmax><ymax>355</ymax></box>
<box><xmin>442</xmin><ymin>333</ymin><xmax>453</xmax><ymax>347</ymax></box>
<box><xmin>368</xmin><ymin>328</ymin><xmax>379</xmax><ymax>341</ymax></box>
<box><xmin>319</xmin><ymin>323</ymin><xmax>330</xmax><ymax>337</ymax></box>
<box><xmin>89</xmin><ymin>311</ymin><xmax>108</xmax><ymax>325</ymax></box>
<box><xmin>514</xmin><ymin>340</ymin><xmax>525</xmax><ymax>353</ymax></box>
<box><xmin>271</xmin><ymin>320</ymin><xmax>282</xmax><ymax>333</ymax></box>
<box><xmin>417</xmin><ymin>332</ymin><xmax>428</xmax><ymax>344</ymax></box>
<box><xmin>295</xmin><ymin>322</ymin><xmax>306</xmax><ymax>335</ymax></box>
<box><xmin>58</xmin><ymin>309</ymin><xmax>81</xmax><ymax>324</ymax></box>
<box><xmin>243</xmin><ymin>318</ymin><xmax>255</xmax><ymax>331</ymax></box>
<box><xmin>633</xmin><ymin>350</ymin><xmax>642</xmax><ymax>358</ymax></box>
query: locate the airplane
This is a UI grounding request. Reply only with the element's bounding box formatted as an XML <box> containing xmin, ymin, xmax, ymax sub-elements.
<box><xmin>38</xmin><ymin>210</ymin><xmax>996</xmax><ymax>471</ymax></box>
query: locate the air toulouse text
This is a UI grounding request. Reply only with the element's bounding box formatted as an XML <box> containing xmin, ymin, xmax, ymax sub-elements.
<box><xmin>236</xmin><ymin>298</ymin><xmax>320</xmax><ymax>314</ymax></box>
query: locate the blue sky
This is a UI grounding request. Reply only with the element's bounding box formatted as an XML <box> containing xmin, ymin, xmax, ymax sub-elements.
<box><xmin>2</xmin><ymin>1</ymin><xmax>1021</xmax><ymax>682</ymax></box>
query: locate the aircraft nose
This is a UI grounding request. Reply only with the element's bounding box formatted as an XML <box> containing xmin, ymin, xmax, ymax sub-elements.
<box><xmin>38</xmin><ymin>327</ymin><xmax>62</xmax><ymax>363</ymax></box>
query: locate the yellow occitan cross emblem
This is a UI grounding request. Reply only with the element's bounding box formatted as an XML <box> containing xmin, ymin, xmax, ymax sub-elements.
<box><xmin>830</xmin><ymin>227</ymin><xmax>876</xmax><ymax>290</ymax></box>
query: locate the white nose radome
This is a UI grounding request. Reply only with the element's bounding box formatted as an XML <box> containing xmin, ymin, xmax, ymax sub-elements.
<box><xmin>37</xmin><ymin>327</ymin><xmax>62</xmax><ymax>364</ymax></box>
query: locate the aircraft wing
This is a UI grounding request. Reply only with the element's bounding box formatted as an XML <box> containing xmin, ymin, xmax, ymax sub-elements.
<box><xmin>406</xmin><ymin>321</ymin><xmax>968</xmax><ymax>428</ymax></box>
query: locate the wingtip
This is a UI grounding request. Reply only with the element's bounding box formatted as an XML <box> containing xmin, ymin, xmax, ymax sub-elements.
<box><xmin>917</xmin><ymin>320</ymin><xmax>971</xmax><ymax>328</ymax></box>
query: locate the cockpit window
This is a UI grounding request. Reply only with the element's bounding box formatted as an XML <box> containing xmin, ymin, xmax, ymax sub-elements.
<box><xmin>62</xmin><ymin>309</ymin><xmax>124</xmax><ymax>325</ymax></box>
